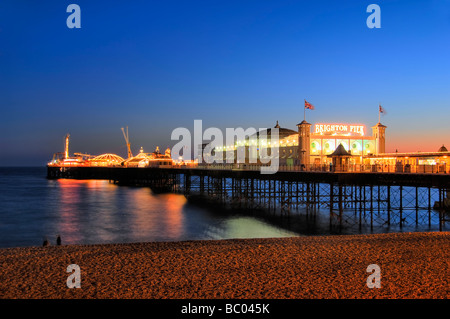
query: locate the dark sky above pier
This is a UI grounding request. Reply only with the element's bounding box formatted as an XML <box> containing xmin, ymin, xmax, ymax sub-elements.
<box><xmin>1</xmin><ymin>1</ymin><xmax>450</xmax><ymax>165</ymax></box>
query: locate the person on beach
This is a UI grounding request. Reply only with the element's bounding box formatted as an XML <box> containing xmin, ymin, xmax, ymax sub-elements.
<box><xmin>43</xmin><ymin>237</ymin><xmax>49</xmax><ymax>247</ymax></box>
<box><xmin>56</xmin><ymin>235</ymin><xmax>61</xmax><ymax>246</ymax></box>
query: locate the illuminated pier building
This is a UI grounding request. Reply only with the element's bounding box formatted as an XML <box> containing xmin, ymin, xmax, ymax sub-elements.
<box><xmin>48</xmin><ymin>120</ymin><xmax>450</xmax><ymax>173</ymax></box>
<box><xmin>89</xmin><ymin>154</ymin><xmax>125</xmax><ymax>167</ymax></box>
<box><xmin>48</xmin><ymin>133</ymin><xmax>174</xmax><ymax>168</ymax></box>
<box><xmin>297</xmin><ymin>121</ymin><xmax>385</xmax><ymax>167</ymax></box>
<box><xmin>212</xmin><ymin>121</ymin><xmax>384</xmax><ymax>167</ymax></box>
<box><xmin>210</xmin><ymin>120</ymin><xmax>450</xmax><ymax>173</ymax></box>
<box><xmin>123</xmin><ymin>146</ymin><xmax>173</xmax><ymax>168</ymax></box>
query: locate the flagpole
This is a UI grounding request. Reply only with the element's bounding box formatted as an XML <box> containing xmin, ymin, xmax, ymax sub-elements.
<box><xmin>378</xmin><ymin>104</ymin><xmax>381</xmax><ymax>123</ymax></box>
<box><xmin>304</xmin><ymin>100</ymin><xmax>307</xmax><ymax>121</ymax></box>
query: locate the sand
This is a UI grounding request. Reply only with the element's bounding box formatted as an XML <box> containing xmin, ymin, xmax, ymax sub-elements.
<box><xmin>0</xmin><ymin>232</ymin><xmax>449</xmax><ymax>299</ymax></box>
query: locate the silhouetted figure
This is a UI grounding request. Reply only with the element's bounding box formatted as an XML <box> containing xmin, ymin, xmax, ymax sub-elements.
<box><xmin>43</xmin><ymin>237</ymin><xmax>49</xmax><ymax>247</ymax></box>
<box><xmin>56</xmin><ymin>235</ymin><xmax>61</xmax><ymax>246</ymax></box>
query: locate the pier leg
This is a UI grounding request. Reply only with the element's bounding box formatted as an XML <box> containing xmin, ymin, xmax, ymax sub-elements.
<box><xmin>377</xmin><ymin>185</ymin><xmax>381</xmax><ymax>221</ymax></box>
<box><xmin>338</xmin><ymin>185</ymin><xmax>343</xmax><ymax>228</ymax></box>
<box><xmin>329</xmin><ymin>183</ymin><xmax>334</xmax><ymax>229</ymax></box>
<box><xmin>415</xmin><ymin>187</ymin><xmax>419</xmax><ymax>226</ymax></box>
<box><xmin>439</xmin><ymin>188</ymin><xmax>443</xmax><ymax>231</ymax></box>
<box><xmin>363</xmin><ymin>185</ymin><xmax>366</xmax><ymax>219</ymax></box>
<box><xmin>307</xmin><ymin>182</ymin><xmax>311</xmax><ymax>211</ymax></box>
<box><xmin>400</xmin><ymin>186</ymin><xmax>403</xmax><ymax>228</ymax></box>
<box><xmin>387</xmin><ymin>185</ymin><xmax>391</xmax><ymax>226</ymax></box>
<box><xmin>428</xmin><ymin>187</ymin><xmax>432</xmax><ymax>226</ymax></box>
<box><xmin>370</xmin><ymin>185</ymin><xmax>373</xmax><ymax>231</ymax></box>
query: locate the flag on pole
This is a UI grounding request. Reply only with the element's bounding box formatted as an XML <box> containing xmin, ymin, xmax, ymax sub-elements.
<box><xmin>378</xmin><ymin>104</ymin><xmax>386</xmax><ymax>123</ymax></box>
<box><xmin>305</xmin><ymin>100</ymin><xmax>315</xmax><ymax>110</ymax></box>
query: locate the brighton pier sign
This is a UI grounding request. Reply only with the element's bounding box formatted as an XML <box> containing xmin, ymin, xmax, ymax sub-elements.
<box><xmin>314</xmin><ymin>123</ymin><xmax>365</xmax><ymax>136</ymax></box>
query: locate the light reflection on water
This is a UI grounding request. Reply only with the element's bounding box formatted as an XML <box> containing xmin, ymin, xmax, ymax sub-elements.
<box><xmin>0</xmin><ymin>168</ymin><xmax>298</xmax><ymax>248</ymax></box>
<box><xmin>53</xmin><ymin>179</ymin><xmax>301</xmax><ymax>245</ymax></box>
<box><xmin>0</xmin><ymin>167</ymin><xmax>446</xmax><ymax>249</ymax></box>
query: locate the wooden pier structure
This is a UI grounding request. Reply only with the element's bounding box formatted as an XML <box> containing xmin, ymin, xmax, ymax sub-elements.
<box><xmin>47</xmin><ymin>166</ymin><xmax>450</xmax><ymax>232</ymax></box>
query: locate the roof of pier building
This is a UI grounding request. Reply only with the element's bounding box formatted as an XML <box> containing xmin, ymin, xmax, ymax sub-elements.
<box><xmin>327</xmin><ymin>143</ymin><xmax>352</xmax><ymax>157</ymax></box>
<box><xmin>248</xmin><ymin>121</ymin><xmax>297</xmax><ymax>141</ymax></box>
<box><xmin>88</xmin><ymin>153</ymin><xmax>125</xmax><ymax>166</ymax></box>
<box><xmin>89</xmin><ymin>154</ymin><xmax>125</xmax><ymax>164</ymax></box>
<box><xmin>124</xmin><ymin>147</ymin><xmax>172</xmax><ymax>164</ymax></box>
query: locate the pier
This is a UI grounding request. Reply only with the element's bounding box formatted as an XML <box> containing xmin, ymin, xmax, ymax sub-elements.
<box><xmin>47</xmin><ymin>166</ymin><xmax>450</xmax><ymax>232</ymax></box>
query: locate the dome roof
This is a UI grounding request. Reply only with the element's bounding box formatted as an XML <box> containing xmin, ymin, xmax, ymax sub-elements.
<box><xmin>296</xmin><ymin>120</ymin><xmax>310</xmax><ymax>126</ymax></box>
<box><xmin>249</xmin><ymin>122</ymin><xmax>297</xmax><ymax>140</ymax></box>
<box><xmin>90</xmin><ymin>153</ymin><xmax>125</xmax><ymax>163</ymax></box>
<box><xmin>438</xmin><ymin>145</ymin><xmax>448</xmax><ymax>152</ymax></box>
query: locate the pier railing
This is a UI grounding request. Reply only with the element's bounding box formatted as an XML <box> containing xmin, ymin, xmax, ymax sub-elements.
<box><xmin>194</xmin><ymin>163</ymin><xmax>448</xmax><ymax>174</ymax></box>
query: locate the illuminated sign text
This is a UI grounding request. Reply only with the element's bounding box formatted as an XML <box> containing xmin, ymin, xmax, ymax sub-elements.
<box><xmin>314</xmin><ymin>124</ymin><xmax>365</xmax><ymax>136</ymax></box>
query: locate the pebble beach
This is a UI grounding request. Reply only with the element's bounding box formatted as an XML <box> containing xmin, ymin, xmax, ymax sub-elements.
<box><xmin>0</xmin><ymin>232</ymin><xmax>449</xmax><ymax>299</ymax></box>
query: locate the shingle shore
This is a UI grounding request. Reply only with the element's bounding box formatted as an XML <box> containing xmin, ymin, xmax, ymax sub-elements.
<box><xmin>0</xmin><ymin>232</ymin><xmax>448</xmax><ymax>299</ymax></box>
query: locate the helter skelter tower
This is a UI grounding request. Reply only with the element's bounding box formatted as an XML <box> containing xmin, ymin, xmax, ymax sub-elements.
<box><xmin>64</xmin><ymin>134</ymin><xmax>70</xmax><ymax>159</ymax></box>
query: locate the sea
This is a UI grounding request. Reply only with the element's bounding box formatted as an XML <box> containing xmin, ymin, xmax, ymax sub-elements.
<box><xmin>0</xmin><ymin>167</ymin><xmax>447</xmax><ymax>248</ymax></box>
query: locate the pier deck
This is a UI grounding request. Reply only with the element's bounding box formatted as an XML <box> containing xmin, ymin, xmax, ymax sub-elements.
<box><xmin>47</xmin><ymin>165</ymin><xmax>450</xmax><ymax>187</ymax></box>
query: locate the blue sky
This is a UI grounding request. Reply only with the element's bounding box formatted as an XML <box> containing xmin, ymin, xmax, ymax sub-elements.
<box><xmin>1</xmin><ymin>0</ymin><xmax>450</xmax><ymax>165</ymax></box>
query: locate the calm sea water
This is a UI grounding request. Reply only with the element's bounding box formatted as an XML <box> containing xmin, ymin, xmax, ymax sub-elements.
<box><xmin>0</xmin><ymin>167</ymin><xmax>300</xmax><ymax>248</ymax></box>
<box><xmin>0</xmin><ymin>167</ymin><xmax>446</xmax><ymax>248</ymax></box>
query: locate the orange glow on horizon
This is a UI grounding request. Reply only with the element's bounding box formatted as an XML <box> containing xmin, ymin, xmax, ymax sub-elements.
<box><xmin>387</xmin><ymin>132</ymin><xmax>450</xmax><ymax>154</ymax></box>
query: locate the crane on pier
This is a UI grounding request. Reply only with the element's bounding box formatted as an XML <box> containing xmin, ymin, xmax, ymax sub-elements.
<box><xmin>121</xmin><ymin>126</ymin><xmax>133</xmax><ymax>159</ymax></box>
